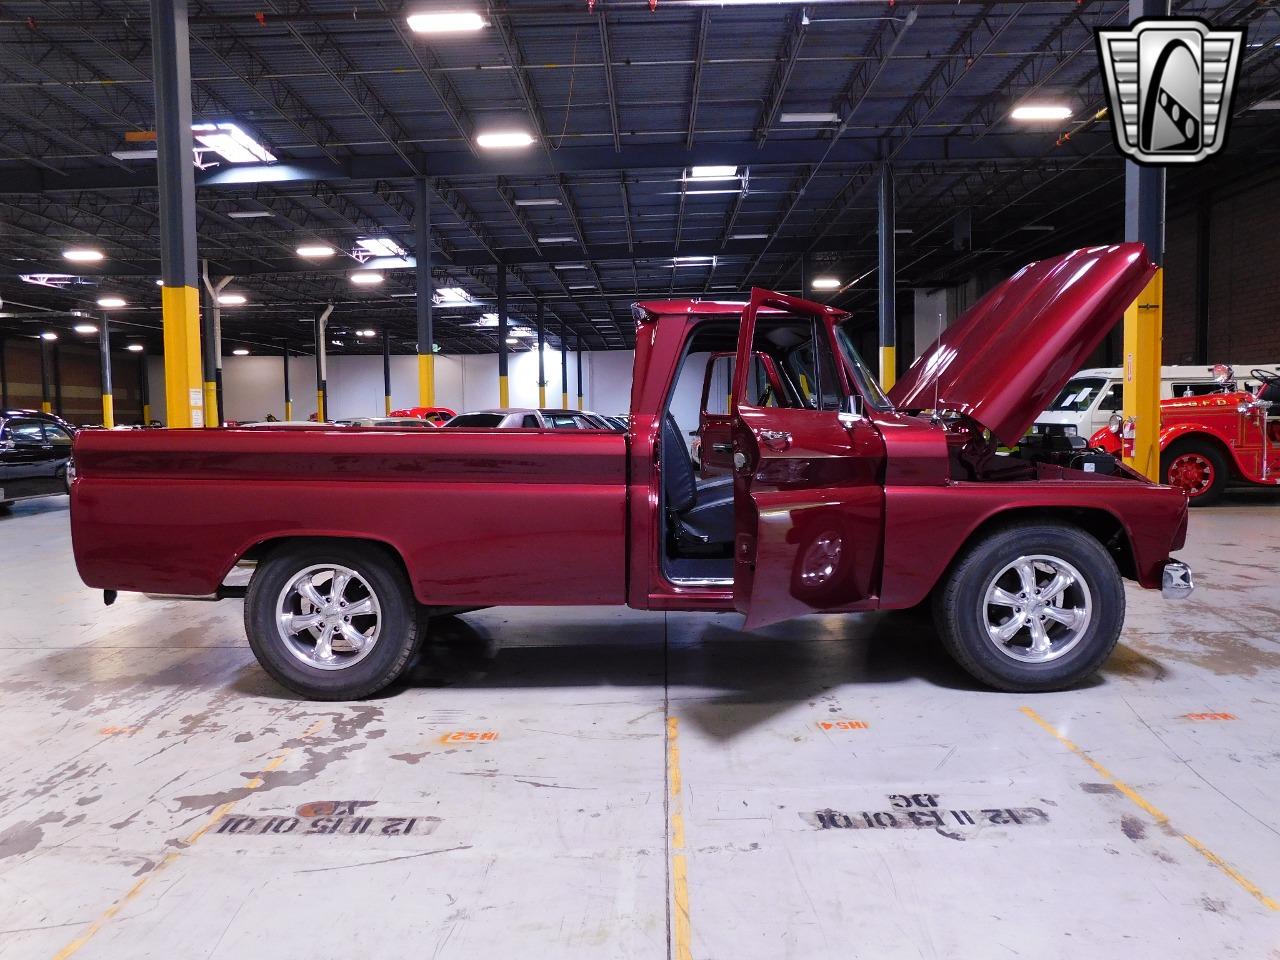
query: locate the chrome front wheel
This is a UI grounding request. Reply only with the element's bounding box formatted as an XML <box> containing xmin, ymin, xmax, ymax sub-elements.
<box><xmin>981</xmin><ymin>555</ymin><xmax>1093</xmax><ymax>663</ymax></box>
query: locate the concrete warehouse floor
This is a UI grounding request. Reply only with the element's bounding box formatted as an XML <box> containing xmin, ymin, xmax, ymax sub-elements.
<box><xmin>1</xmin><ymin>492</ymin><xmax>1279</xmax><ymax>960</ymax></box>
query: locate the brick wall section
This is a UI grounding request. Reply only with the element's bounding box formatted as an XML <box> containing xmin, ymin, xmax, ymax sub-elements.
<box><xmin>1162</xmin><ymin>174</ymin><xmax>1280</xmax><ymax>366</ymax></box>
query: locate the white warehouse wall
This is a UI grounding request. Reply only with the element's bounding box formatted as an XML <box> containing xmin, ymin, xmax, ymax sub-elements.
<box><xmin>147</xmin><ymin>347</ymin><xmax>617</xmax><ymax>424</ymax></box>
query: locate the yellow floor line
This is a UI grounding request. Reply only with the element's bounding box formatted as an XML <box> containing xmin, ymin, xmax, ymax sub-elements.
<box><xmin>667</xmin><ymin>716</ymin><xmax>692</xmax><ymax>960</ymax></box>
<box><xmin>51</xmin><ymin>717</ymin><xmax>330</xmax><ymax>959</ymax></box>
<box><xmin>1021</xmin><ymin>705</ymin><xmax>1279</xmax><ymax>911</ymax></box>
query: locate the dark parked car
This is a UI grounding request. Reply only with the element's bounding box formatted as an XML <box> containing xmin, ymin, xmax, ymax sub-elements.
<box><xmin>443</xmin><ymin>408</ymin><xmax>611</xmax><ymax>429</ymax></box>
<box><xmin>0</xmin><ymin>409</ymin><xmax>76</xmax><ymax>506</ymax></box>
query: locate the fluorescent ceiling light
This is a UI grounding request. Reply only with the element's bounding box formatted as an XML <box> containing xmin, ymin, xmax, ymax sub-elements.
<box><xmin>155</xmin><ymin>279</ymin><xmax>164</xmax><ymax>285</ymax></box>
<box><xmin>894</xmin><ymin>228</ymin><xmax>913</xmax><ymax>235</ymax></box>
<box><xmin>357</xmin><ymin>237</ymin><xmax>406</xmax><ymax>257</ymax></box>
<box><xmin>673</xmin><ymin>256</ymin><xmax>716</xmax><ymax>266</ymax></box>
<box><xmin>687</xmin><ymin>165</ymin><xmax>738</xmax><ymax>180</ymax></box>
<box><xmin>811</xmin><ymin>277</ymin><xmax>840</xmax><ymax>290</ymax></box>
<box><xmin>505</xmin><ymin>337</ymin><xmax>520</xmax><ymax>345</ymax></box>
<box><xmin>553</xmin><ymin>262</ymin><xmax>587</xmax><ymax>270</ymax></box>
<box><xmin>514</xmin><ymin>198</ymin><xmax>560</xmax><ymax>207</ymax></box>
<box><xmin>1019</xmin><ymin>224</ymin><xmax>1056</xmax><ymax>232</ymax></box>
<box><xmin>406</xmin><ymin>11</ymin><xmax>485</xmax><ymax>33</ymax></box>
<box><xmin>218</xmin><ymin>293</ymin><xmax>247</xmax><ymax>305</ymax></box>
<box><xmin>351</xmin><ymin>272</ymin><xmax>384</xmax><ymax>285</ymax></box>
<box><xmin>1249</xmin><ymin>99</ymin><xmax>1280</xmax><ymax>110</ymax></box>
<box><xmin>231</xmin><ymin>348</ymin><xmax>250</xmax><ymax>356</ymax></box>
<box><xmin>74</xmin><ymin>323</ymin><xmax>99</xmax><ymax>334</ymax></box>
<box><xmin>191</xmin><ymin>122</ymin><xmax>276</xmax><ymax>163</ymax></box>
<box><xmin>126</xmin><ymin>343</ymin><xmax>144</xmax><ymax>352</ymax></box>
<box><xmin>568</xmin><ymin>284</ymin><xmax>595</xmax><ymax>290</ymax></box>
<box><xmin>97</xmin><ymin>296</ymin><xmax>127</xmax><ymax>308</ymax></box>
<box><xmin>476</xmin><ymin>130</ymin><xmax>535</xmax><ymax>149</ymax></box>
<box><xmin>538</xmin><ymin>236</ymin><xmax>575</xmax><ymax>244</ymax></box>
<box><xmin>356</xmin><ymin>329</ymin><xmax>376</xmax><ymax>337</ymax></box>
<box><xmin>296</xmin><ymin>244</ymin><xmax>336</xmax><ymax>258</ymax></box>
<box><xmin>41</xmin><ymin>332</ymin><xmax>58</xmax><ymax>340</ymax></box>
<box><xmin>63</xmin><ymin>248</ymin><xmax>104</xmax><ymax>262</ymax></box>
<box><xmin>731</xmin><ymin>233</ymin><xmax>767</xmax><ymax>240</ymax></box>
<box><xmin>111</xmin><ymin>149</ymin><xmax>158</xmax><ymax>161</ymax></box>
<box><xmin>227</xmin><ymin>210</ymin><xmax>274</xmax><ymax>219</ymax></box>
<box><xmin>779</xmin><ymin>112</ymin><xmax>840</xmax><ymax>123</ymax></box>
<box><xmin>475</xmin><ymin>313</ymin><xmax>499</xmax><ymax>327</ymax></box>
<box><xmin>434</xmin><ymin>286</ymin><xmax>474</xmax><ymax>306</ymax></box>
<box><xmin>1010</xmin><ymin>104</ymin><xmax>1072</xmax><ymax>121</ymax></box>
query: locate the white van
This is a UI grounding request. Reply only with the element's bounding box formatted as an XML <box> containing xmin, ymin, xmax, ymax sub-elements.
<box><xmin>1032</xmin><ymin>364</ymin><xmax>1280</xmax><ymax>438</ymax></box>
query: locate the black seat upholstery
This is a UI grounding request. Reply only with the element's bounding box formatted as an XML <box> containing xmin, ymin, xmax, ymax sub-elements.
<box><xmin>1257</xmin><ymin>381</ymin><xmax>1280</xmax><ymax>407</ymax></box>
<box><xmin>662</xmin><ymin>415</ymin><xmax>735</xmax><ymax>551</ymax></box>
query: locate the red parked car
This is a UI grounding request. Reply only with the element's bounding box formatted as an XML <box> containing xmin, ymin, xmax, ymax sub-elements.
<box><xmin>1089</xmin><ymin>366</ymin><xmax>1280</xmax><ymax>506</ymax></box>
<box><xmin>70</xmin><ymin>244</ymin><xmax>1192</xmax><ymax>700</ymax></box>
<box><xmin>387</xmin><ymin>406</ymin><xmax>456</xmax><ymax>425</ymax></box>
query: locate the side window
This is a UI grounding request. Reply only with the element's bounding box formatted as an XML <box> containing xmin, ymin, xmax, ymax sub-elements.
<box><xmin>7</xmin><ymin>420</ymin><xmax>45</xmax><ymax>443</ymax></box>
<box><xmin>547</xmin><ymin>415</ymin><xmax>580</xmax><ymax>429</ymax></box>
<box><xmin>1098</xmin><ymin>383</ymin><xmax>1123</xmax><ymax>411</ymax></box>
<box><xmin>521</xmin><ymin>415</ymin><xmax>539</xmax><ymax>428</ymax></box>
<box><xmin>754</xmin><ymin>319</ymin><xmax>842</xmax><ymax>411</ymax></box>
<box><xmin>45</xmin><ymin>425</ymin><xmax>73</xmax><ymax>448</ymax></box>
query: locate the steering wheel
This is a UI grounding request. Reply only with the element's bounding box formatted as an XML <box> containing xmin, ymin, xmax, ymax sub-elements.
<box><xmin>1251</xmin><ymin>368</ymin><xmax>1280</xmax><ymax>388</ymax></box>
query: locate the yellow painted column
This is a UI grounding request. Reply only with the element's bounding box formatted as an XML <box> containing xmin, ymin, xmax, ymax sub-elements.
<box><xmin>202</xmin><ymin>380</ymin><xmax>217</xmax><ymax>427</ymax></box>
<box><xmin>142</xmin><ymin>403</ymin><xmax>152</xmax><ymax>424</ymax></box>
<box><xmin>284</xmin><ymin>401</ymin><xmax>293</xmax><ymax>421</ymax></box>
<box><xmin>40</xmin><ymin>401</ymin><xmax>51</xmax><ymax>414</ymax></box>
<box><xmin>499</xmin><ymin>375</ymin><xmax>510</xmax><ymax>408</ymax></box>
<box><xmin>101</xmin><ymin>394</ymin><xmax>115</xmax><ymax>429</ymax></box>
<box><xmin>417</xmin><ymin>353</ymin><xmax>435</xmax><ymax>407</ymax></box>
<box><xmin>161</xmin><ymin>285</ymin><xmax>204</xmax><ymax>428</ymax></box>
<box><xmin>539</xmin><ymin>385</ymin><xmax>547</xmax><ymax>407</ymax></box>
<box><xmin>384</xmin><ymin>394</ymin><xmax>392</xmax><ymax>416</ymax></box>
<box><xmin>879</xmin><ymin>345</ymin><xmax>896</xmax><ymax>392</ymax></box>
<box><xmin>562</xmin><ymin>392</ymin><xmax>570</xmax><ymax>407</ymax></box>
<box><xmin>1122</xmin><ymin>268</ymin><xmax>1163</xmax><ymax>481</ymax></box>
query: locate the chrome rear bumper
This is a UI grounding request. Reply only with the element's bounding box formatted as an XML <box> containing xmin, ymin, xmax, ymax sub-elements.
<box><xmin>1162</xmin><ymin>561</ymin><xmax>1194</xmax><ymax>600</ymax></box>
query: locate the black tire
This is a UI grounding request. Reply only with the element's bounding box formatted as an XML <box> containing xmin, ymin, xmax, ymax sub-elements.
<box><xmin>1160</xmin><ymin>439</ymin><xmax>1227</xmax><ymax>507</ymax></box>
<box><xmin>932</xmin><ymin>523</ymin><xmax>1125</xmax><ymax>692</ymax></box>
<box><xmin>244</xmin><ymin>541</ymin><xmax>420</xmax><ymax>700</ymax></box>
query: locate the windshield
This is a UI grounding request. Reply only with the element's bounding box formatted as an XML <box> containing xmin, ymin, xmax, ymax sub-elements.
<box><xmin>834</xmin><ymin>321</ymin><xmax>892</xmax><ymax>411</ymax></box>
<box><xmin>1048</xmin><ymin>377</ymin><xmax>1108</xmax><ymax>412</ymax></box>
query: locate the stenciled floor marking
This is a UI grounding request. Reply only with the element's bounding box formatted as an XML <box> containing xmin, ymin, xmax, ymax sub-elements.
<box><xmin>667</xmin><ymin>715</ymin><xmax>692</xmax><ymax>960</ymax></box>
<box><xmin>1021</xmin><ymin>705</ymin><xmax>1279</xmax><ymax>912</ymax></box>
<box><xmin>50</xmin><ymin>717</ymin><xmax>330</xmax><ymax>960</ymax></box>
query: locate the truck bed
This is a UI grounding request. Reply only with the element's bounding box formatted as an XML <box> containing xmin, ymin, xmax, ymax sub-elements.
<box><xmin>71</xmin><ymin>427</ymin><xmax>629</xmax><ymax>607</ymax></box>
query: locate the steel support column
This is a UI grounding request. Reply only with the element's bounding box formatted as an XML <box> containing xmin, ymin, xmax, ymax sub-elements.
<box><xmin>1193</xmin><ymin>196</ymin><xmax>1211</xmax><ymax>365</ymax></box>
<box><xmin>878</xmin><ymin>163</ymin><xmax>897</xmax><ymax>390</ymax></box>
<box><xmin>576</xmin><ymin>338</ymin><xmax>584</xmax><ymax>410</ymax></box>
<box><xmin>139</xmin><ymin>351</ymin><xmax>151</xmax><ymax>424</ymax></box>
<box><xmin>561</xmin><ymin>321</ymin><xmax>569</xmax><ymax>407</ymax></box>
<box><xmin>497</xmin><ymin>266</ymin><xmax>509</xmax><ymax>407</ymax></box>
<box><xmin>1120</xmin><ymin>0</ymin><xmax>1168</xmax><ymax>482</ymax></box>
<box><xmin>536</xmin><ymin>302</ymin><xmax>547</xmax><ymax>408</ymax></box>
<box><xmin>151</xmin><ymin>0</ymin><xmax>203</xmax><ymax>428</ymax></box>
<box><xmin>39</xmin><ymin>335</ymin><xmax>51</xmax><ymax>414</ymax></box>
<box><xmin>199</xmin><ymin>263</ymin><xmax>230</xmax><ymax>427</ymax></box>
<box><xmin>99</xmin><ymin>317</ymin><xmax>114</xmax><ymax>428</ymax></box>
<box><xmin>383</xmin><ymin>328</ymin><xmax>393</xmax><ymax>415</ymax></box>
<box><xmin>282</xmin><ymin>340</ymin><xmax>292</xmax><ymax>421</ymax></box>
<box><xmin>414</xmin><ymin>178</ymin><xmax>435</xmax><ymax>407</ymax></box>
<box><xmin>314</xmin><ymin>304</ymin><xmax>332</xmax><ymax>421</ymax></box>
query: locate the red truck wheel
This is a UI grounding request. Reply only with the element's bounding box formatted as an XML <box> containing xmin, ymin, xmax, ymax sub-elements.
<box><xmin>932</xmin><ymin>523</ymin><xmax>1124</xmax><ymax>692</ymax></box>
<box><xmin>244</xmin><ymin>541</ymin><xmax>421</xmax><ymax>700</ymax></box>
<box><xmin>1160</xmin><ymin>441</ymin><xmax>1227</xmax><ymax>507</ymax></box>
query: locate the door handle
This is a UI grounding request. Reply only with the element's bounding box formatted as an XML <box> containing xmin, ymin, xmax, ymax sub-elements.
<box><xmin>759</xmin><ymin>429</ymin><xmax>792</xmax><ymax>452</ymax></box>
<box><xmin>711</xmin><ymin>442</ymin><xmax>733</xmax><ymax>453</ymax></box>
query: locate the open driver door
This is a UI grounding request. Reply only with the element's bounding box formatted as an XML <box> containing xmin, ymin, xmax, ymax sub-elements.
<box><xmin>731</xmin><ymin>288</ymin><xmax>887</xmax><ymax>629</ymax></box>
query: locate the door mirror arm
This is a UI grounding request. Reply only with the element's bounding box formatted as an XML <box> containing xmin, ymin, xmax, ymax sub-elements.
<box><xmin>838</xmin><ymin>393</ymin><xmax>864</xmax><ymax>424</ymax></box>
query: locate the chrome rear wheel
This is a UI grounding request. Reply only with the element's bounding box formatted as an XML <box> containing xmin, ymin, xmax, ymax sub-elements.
<box><xmin>275</xmin><ymin>564</ymin><xmax>382</xmax><ymax>670</ymax></box>
<box><xmin>981</xmin><ymin>555</ymin><xmax>1093</xmax><ymax>664</ymax></box>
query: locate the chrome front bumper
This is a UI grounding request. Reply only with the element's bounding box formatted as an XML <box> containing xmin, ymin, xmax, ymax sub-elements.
<box><xmin>1162</xmin><ymin>561</ymin><xmax>1195</xmax><ymax>600</ymax></box>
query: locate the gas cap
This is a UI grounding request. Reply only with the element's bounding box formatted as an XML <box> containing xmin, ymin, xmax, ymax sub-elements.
<box><xmin>733</xmin><ymin>451</ymin><xmax>747</xmax><ymax>472</ymax></box>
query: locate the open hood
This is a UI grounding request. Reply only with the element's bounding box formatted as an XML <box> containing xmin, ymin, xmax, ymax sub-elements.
<box><xmin>888</xmin><ymin>243</ymin><xmax>1156</xmax><ymax>445</ymax></box>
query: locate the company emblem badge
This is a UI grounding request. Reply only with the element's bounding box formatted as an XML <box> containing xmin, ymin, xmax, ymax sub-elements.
<box><xmin>1097</xmin><ymin>18</ymin><xmax>1245</xmax><ymax>164</ymax></box>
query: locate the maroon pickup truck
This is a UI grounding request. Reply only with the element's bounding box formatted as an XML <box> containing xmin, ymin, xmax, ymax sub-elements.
<box><xmin>71</xmin><ymin>243</ymin><xmax>1192</xmax><ymax>700</ymax></box>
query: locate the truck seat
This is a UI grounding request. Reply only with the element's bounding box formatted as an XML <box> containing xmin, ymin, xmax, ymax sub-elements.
<box><xmin>662</xmin><ymin>415</ymin><xmax>735</xmax><ymax>552</ymax></box>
